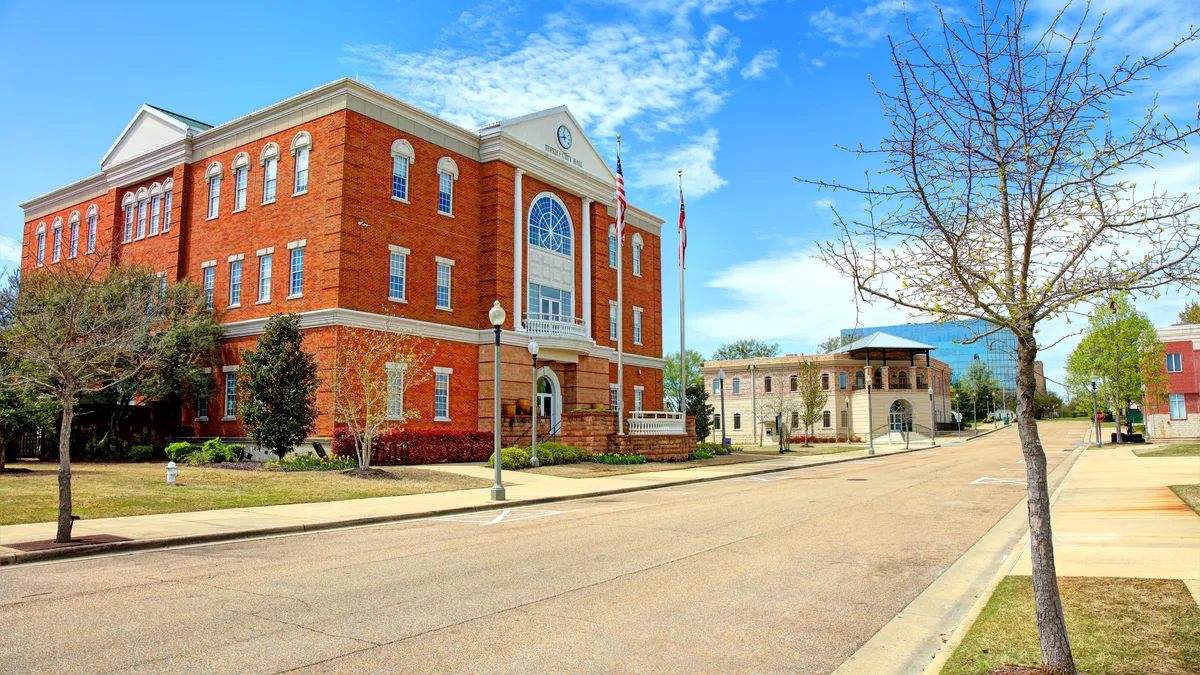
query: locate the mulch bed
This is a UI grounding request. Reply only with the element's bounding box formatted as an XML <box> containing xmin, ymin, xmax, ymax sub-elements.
<box><xmin>341</xmin><ymin>468</ymin><xmax>401</xmax><ymax>480</ymax></box>
<box><xmin>204</xmin><ymin>461</ymin><xmax>266</xmax><ymax>471</ymax></box>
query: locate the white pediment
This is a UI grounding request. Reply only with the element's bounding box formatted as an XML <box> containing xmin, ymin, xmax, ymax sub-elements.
<box><xmin>100</xmin><ymin>106</ymin><xmax>194</xmax><ymax>171</ymax></box>
<box><xmin>494</xmin><ymin>108</ymin><xmax>614</xmax><ymax>186</ymax></box>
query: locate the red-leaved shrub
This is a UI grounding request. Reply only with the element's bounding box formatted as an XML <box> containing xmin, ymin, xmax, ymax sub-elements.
<box><xmin>332</xmin><ymin>428</ymin><xmax>493</xmax><ymax>465</ymax></box>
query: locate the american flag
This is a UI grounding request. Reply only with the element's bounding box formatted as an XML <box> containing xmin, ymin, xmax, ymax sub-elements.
<box><xmin>678</xmin><ymin>181</ymin><xmax>687</xmax><ymax>268</ymax></box>
<box><xmin>615</xmin><ymin>148</ymin><xmax>626</xmax><ymax>243</ymax></box>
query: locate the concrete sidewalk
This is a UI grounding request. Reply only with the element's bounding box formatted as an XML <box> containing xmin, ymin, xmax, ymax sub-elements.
<box><xmin>0</xmin><ymin>441</ymin><xmax>953</xmax><ymax>566</ymax></box>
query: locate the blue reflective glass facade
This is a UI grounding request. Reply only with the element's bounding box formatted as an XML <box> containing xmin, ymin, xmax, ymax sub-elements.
<box><xmin>840</xmin><ymin>319</ymin><xmax>1017</xmax><ymax>391</ymax></box>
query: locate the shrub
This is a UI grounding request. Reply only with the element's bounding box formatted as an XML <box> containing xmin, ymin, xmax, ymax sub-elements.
<box><xmin>165</xmin><ymin>442</ymin><xmax>194</xmax><ymax>462</ymax></box>
<box><xmin>689</xmin><ymin>448</ymin><xmax>714</xmax><ymax>460</ymax></box>
<box><xmin>269</xmin><ymin>455</ymin><xmax>356</xmax><ymax>471</ymax></box>
<box><xmin>591</xmin><ymin>452</ymin><xmax>646</xmax><ymax>465</ymax></box>
<box><xmin>79</xmin><ymin>437</ymin><xmax>132</xmax><ymax>461</ymax></box>
<box><xmin>332</xmin><ymin>428</ymin><xmax>493</xmax><ymax>466</ymax></box>
<box><xmin>697</xmin><ymin>441</ymin><xmax>742</xmax><ymax>454</ymax></box>
<box><xmin>487</xmin><ymin>447</ymin><xmax>532</xmax><ymax>471</ymax></box>
<box><xmin>224</xmin><ymin>444</ymin><xmax>246</xmax><ymax>462</ymax></box>
<box><xmin>129</xmin><ymin>445</ymin><xmax>155</xmax><ymax>462</ymax></box>
<box><xmin>535</xmin><ymin>442</ymin><xmax>591</xmax><ymax>465</ymax></box>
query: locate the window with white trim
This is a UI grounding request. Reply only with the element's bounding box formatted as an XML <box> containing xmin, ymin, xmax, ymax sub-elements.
<box><xmin>197</xmin><ymin>389</ymin><xmax>209</xmax><ymax>420</ymax></box>
<box><xmin>634</xmin><ymin>387</ymin><xmax>643</xmax><ymax>412</ymax></box>
<box><xmin>290</xmin><ymin>246</ymin><xmax>305</xmax><ymax>297</ymax></box>
<box><xmin>234</xmin><ymin>166</ymin><xmax>248</xmax><ymax>210</ymax></box>
<box><xmin>790</xmin><ymin>374</ymin><xmax>798</xmax><ymax>392</ymax></box>
<box><xmin>609</xmin><ymin>302</ymin><xmax>617</xmax><ymax>340</ymax></box>
<box><xmin>390</xmin><ymin>140</ymin><xmax>414</xmax><ymax>201</ymax></box>
<box><xmin>436</xmin><ymin>261</ymin><xmax>452</xmax><ymax>309</ymax></box>
<box><xmin>528</xmin><ymin>195</ymin><xmax>572</xmax><ymax>255</ymax></box>
<box><xmin>1170</xmin><ymin>393</ymin><xmax>1186</xmax><ymax>420</ymax></box>
<box><xmin>157</xmin><ymin>272</ymin><xmax>167</xmax><ymax>303</ymax></box>
<box><xmin>792</xmin><ymin>411</ymin><xmax>800</xmax><ymax>428</ymax></box>
<box><xmin>437</xmin><ymin>157</ymin><xmax>458</xmax><ymax>215</ymax></box>
<box><xmin>35</xmin><ymin>223</ymin><xmax>45</xmax><ymax>266</ymax></box>
<box><xmin>1167</xmin><ymin>353</ymin><xmax>1183</xmax><ymax>373</ymax></box>
<box><xmin>136</xmin><ymin>193</ymin><xmax>147</xmax><ymax>239</ymax></box>
<box><xmin>632</xmin><ymin>233</ymin><xmax>643</xmax><ymax>276</ymax></box>
<box><xmin>163</xmin><ymin>188</ymin><xmax>173</xmax><ymax>231</ymax></box>
<box><xmin>840</xmin><ymin>409</ymin><xmax>849</xmax><ymax>428</ymax></box>
<box><xmin>732</xmin><ymin>377</ymin><xmax>741</xmax><ymax>394</ymax></box>
<box><xmin>633</xmin><ymin>308</ymin><xmax>643</xmax><ymax>345</ymax></box>
<box><xmin>610</xmin><ymin>384</ymin><xmax>619</xmax><ymax>411</ymax></box>
<box><xmin>52</xmin><ymin>221</ymin><xmax>62</xmax><ymax>262</ymax></box>
<box><xmin>713</xmin><ymin>413</ymin><xmax>721</xmax><ymax>429</ymax></box>
<box><xmin>733</xmin><ymin>413</ymin><xmax>742</xmax><ymax>429</ymax></box>
<box><xmin>823</xmin><ymin>410</ymin><xmax>832</xmax><ymax>428</ymax></box>
<box><xmin>150</xmin><ymin>194</ymin><xmax>161</xmax><ymax>234</ymax></box>
<box><xmin>713</xmin><ymin>379</ymin><xmax>719</xmax><ymax>394</ymax></box>
<box><xmin>434</xmin><ymin>370</ymin><xmax>451</xmax><ymax>420</ymax></box>
<box><xmin>86</xmin><ymin>207</ymin><xmax>97</xmax><ymax>252</ymax></box>
<box><xmin>68</xmin><ymin>213</ymin><xmax>79</xmax><ymax>258</ymax></box>
<box><xmin>228</xmin><ymin>260</ymin><xmax>242</xmax><ymax>306</ymax></box>
<box><xmin>292</xmin><ymin>132</ymin><xmax>311</xmax><ymax>194</ymax></box>
<box><xmin>202</xmin><ymin>266</ymin><xmax>215</xmax><ymax>310</ymax></box>
<box><xmin>389</xmin><ymin>249</ymin><xmax>407</xmax><ymax>301</ymax></box>
<box><xmin>123</xmin><ymin>194</ymin><xmax>135</xmax><ymax>242</ymax></box>
<box><xmin>206</xmin><ymin>163</ymin><xmax>222</xmax><ymax>218</ymax></box>
<box><xmin>386</xmin><ymin>362</ymin><xmax>406</xmax><ymax>420</ymax></box>
<box><xmin>224</xmin><ymin>371</ymin><xmax>238</xmax><ymax>419</ymax></box>
<box><xmin>258</xmin><ymin>253</ymin><xmax>272</xmax><ymax>303</ymax></box>
<box><xmin>608</xmin><ymin>229</ymin><xmax>617</xmax><ymax>268</ymax></box>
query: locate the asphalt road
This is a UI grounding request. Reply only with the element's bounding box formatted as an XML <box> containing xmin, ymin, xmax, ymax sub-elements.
<box><xmin>0</xmin><ymin>422</ymin><xmax>1085</xmax><ymax>674</ymax></box>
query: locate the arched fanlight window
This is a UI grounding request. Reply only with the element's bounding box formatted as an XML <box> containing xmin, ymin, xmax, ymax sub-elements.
<box><xmin>51</xmin><ymin>217</ymin><xmax>63</xmax><ymax>262</ymax></box>
<box><xmin>436</xmin><ymin>157</ymin><xmax>458</xmax><ymax>215</ymax></box>
<box><xmin>291</xmin><ymin>131</ymin><xmax>312</xmax><ymax>195</ymax></box>
<box><xmin>631</xmin><ymin>232</ymin><xmax>644</xmax><ymax>276</ymax></box>
<box><xmin>206</xmin><ymin>162</ymin><xmax>223</xmax><ymax>219</ymax></box>
<box><xmin>231</xmin><ymin>152</ymin><xmax>251</xmax><ymax>210</ymax></box>
<box><xmin>391</xmin><ymin>139</ymin><xmax>415</xmax><ymax>201</ymax></box>
<box><xmin>85</xmin><ymin>204</ymin><xmax>99</xmax><ymax>252</ymax></box>
<box><xmin>35</xmin><ymin>222</ymin><xmax>47</xmax><ymax>265</ymax></box>
<box><xmin>68</xmin><ymin>210</ymin><xmax>80</xmax><ymax>258</ymax></box>
<box><xmin>259</xmin><ymin>143</ymin><xmax>279</xmax><ymax>202</ymax></box>
<box><xmin>528</xmin><ymin>194</ymin><xmax>572</xmax><ymax>256</ymax></box>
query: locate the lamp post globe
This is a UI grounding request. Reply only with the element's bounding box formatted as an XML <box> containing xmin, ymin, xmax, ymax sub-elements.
<box><xmin>489</xmin><ymin>301</ymin><xmax>506</xmax><ymax>500</ymax></box>
<box><xmin>528</xmin><ymin>340</ymin><xmax>540</xmax><ymax>468</ymax></box>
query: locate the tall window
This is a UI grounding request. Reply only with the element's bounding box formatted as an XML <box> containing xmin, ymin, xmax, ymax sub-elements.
<box><xmin>261</xmin><ymin>143</ymin><xmax>279</xmax><ymax>203</ymax></box>
<box><xmin>790</xmin><ymin>375</ymin><xmax>798</xmax><ymax>392</ymax></box>
<box><xmin>224</xmin><ymin>372</ymin><xmax>238</xmax><ymax>419</ymax></box>
<box><xmin>202</xmin><ymin>267</ymin><xmax>215</xmax><ymax>310</ymax></box>
<box><xmin>634</xmin><ymin>388</ymin><xmax>643</xmax><ymax>412</ymax></box>
<box><xmin>528</xmin><ymin>196</ymin><xmax>572</xmax><ymax>255</ymax></box>
<box><xmin>52</xmin><ymin>225</ymin><xmax>62</xmax><ymax>262</ymax></box>
<box><xmin>69</xmin><ymin>216</ymin><xmax>79</xmax><ymax>258</ymax></box>
<box><xmin>821</xmin><ymin>374</ymin><xmax>830</xmax><ymax>390</ymax></box>
<box><xmin>1167</xmin><ymin>353</ymin><xmax>1183</xmax><ymax>373</ymax></box>
<box><xmin>839</xmin><ymin>372</ymin><xmax>847</xmax><ymax>389</ymax></box>
<box><xmin>608</xmin><ymin>231</ymin><xmax>617</xmax><ymax>268</ymax></box>
<box><xmin>609</xmin><ymin>302</ymin><xmax>617</xmax><ymax>340</ymax></box>
<box><xmin>163</xmin><ymin>190</ymin><xmax>173</xmax><ymax>231</ymax></box>
<box><xmin>392</xmin><ymin>155</ymin><xmax>409</xmax><ymax>200</ymax></box>
<box><xmin>713</xmin><ymin>379</ymin><xmax>719</xmax><ymax>394</ymax></box>
<box><xmin>633</xmin><ymin>308</ymin><xmax>643</xmax><ymax>345</ymax></box>
<box><xmin>234</xmin><ymin>166</ymin><xmax>248</xmax><ymax>210</ymax></box>
<box><xmin>823</xmin><ymin>410</ymin><xmax>832</xmax><ymax>428</ymax></box>
<box><xmin>228</xmin><ymin>260</ymin><xmax>242</xmax><ymax>306</ymax></box>
<box><xmin>389</xmin><ymin>250</ymin><xmax>406</xmax><ymax>300</ymax></box>
<box><xmin>527</xmin><ymin>283</ymin><xmax>572</xmax><ymax>320</ymax></box>
<box><xmin>791</xmin><ymin>411</ymin><xmax>800</xmax><ymax>427</ymax></box>
<box><xmin>1170</xmin><ymin>393</ymin><xmax>1186</xmax><ymax>419</ymax></box>
<box><xmin>197</xmin><ymin>389</ymin><xmax>209</xmax><ymax>420</ymax></box>
<box><xmin>294</xmin><ymin>146</ymin><xmax>310</xmax><ymax>194</ymax></box>
<box><xmin>258</xmin><ymin>254</ymin><xmax>272</xmax><ymax>302</ymax></box>
<box><xmin>841</xmin><ymin>409</ymin><xmax>849</xmax><ymax>428</ymax></box>
<box><xmin>764</xmin><ymin>376</ymin><xmax>773</xmax><ymax>393</ymax></box>
<box><xmin>150</xmin><ymin>195</ymin><xmax>161</xmax><ymax>234</ymax></box>
<box><xmin>86</xmin><ymin>212</ymin><xmax>97</xmax><ymax>252</ymax></box>
<box><xmin>713</xmin><ymin>413</ymin><xmax>722</xmax><ymax>429</ymax></box>
<box><xmin>386</xmin><ymin>364</ymin><xmax>405</xmax><ymax>420</ymax></box>
<box><xmin>434</xmin><ymin>371</ymin><xmax>450</xmax><ymax>420</ymax></box>
<box><xmin>610</xmin><ymin>384</ymin><xmax>619</xmax><ymax>411</ymax></box>
<box><xmin>136</xmin><ymin>198</ymin><xmax>147</xmax><ymax>238</ymax></box>
<box><xmin>290</xmin><ymin>247</ymin><xmax>305</xmax><ymax>296</ymax></box>
<box><xmin>436</xmin><ymin>261</ymin><xmax>452</xmax><ymax>309</ymax></box>
<box><xmin>208</xmin><ymin>175</ymin><xmax>221</xmax><ymax>218</ymax></box>
<box><xmin>733</xmin><ymin>413</ymin><xmax>742</xmax><ymax>430</ymax></box>
<box><xmin>35</xmin><ymin>226</ymin><xmax>45</xmax><ymax>265</ymax></box>
<box><xmin>632</xmin><ymin>238</ymin><xmax>642</xmax><ymax>276</ymax></box>
<box><xmin>732</xmin><ymin>377</ymin><xmax>741</xmax><ymax>394</ymax></box>
<box><xmin>123</xmin><ymin>203</ymin><xmax>135</xmax><ymax>241</ymax></box>
<box><xmin>438</xmin><ymin>171</ymin><xmax>453</xmax><ymax>215</ymax></box>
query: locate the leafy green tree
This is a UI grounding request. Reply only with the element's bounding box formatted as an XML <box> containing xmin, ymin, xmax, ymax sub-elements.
<box><xmin>1065</xmin><ymin>295</ymin><xmax>1165</xmax><ymax>440</ymax></box>
<box><xmin>711</xmin><ymin>339</ymin><xmax>780</xmax><ymax>361</ymax></box>
<box><xmin>685</xmin><ymin>383</ymin><xmax>713</xmax><ymax>443</ymax></box>
<box><xmin>0</xmin><ymin>381</ymin><xmax>59</xmax><ymax>472</ymax></box>
<box><xmin>819</xmin><ymin>330</ymin><xmax>862</xmax><ymax>354</ymax></box>
<box><xmin>795</xmin><ymin>361</ymin><xmax>828</xmax><ymax>445</ymax></box>
<box><xmin>238</xmin><ymin>314</ymin><xmax>320</xmax><ymax>459</ymax></box>
<box><xmin>1179</xmin><ymin>300</ymin><xmax>1200</xmax><ymax>325</ymax></box>
<box><xmin>1033</xmin><ymin>391</ymin><xmax>1064</xmax><ymax>420</ymax></box>
<box><xmin>663</xmin><ymin>348</ymin><xmax>705</xmax><ymax>412</ymax></box>
<box><xmin>962</xmin><ymin>360</ymin><xmax>998</xmax><ymax>423</ymax></box>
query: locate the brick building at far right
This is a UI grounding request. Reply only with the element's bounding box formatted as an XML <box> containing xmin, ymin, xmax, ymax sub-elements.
<box><xmin>1147</xmin><ymin>324</ymin><xmax>1200</xmax><ymax>438</ymax></box>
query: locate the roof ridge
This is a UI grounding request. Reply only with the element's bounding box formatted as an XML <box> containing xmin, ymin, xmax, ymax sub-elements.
<box><xmin>146</xmin><ymin>104</ymin><xmax>213</xmax><ymax>130</ymax></box>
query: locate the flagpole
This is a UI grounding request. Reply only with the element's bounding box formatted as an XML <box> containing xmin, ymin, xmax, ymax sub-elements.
<box><xmin>678</xmin><ymin>170</ymin><xmax>687</xmax><ymax>423</ymax></box>
<box><xmin>616</xmin><ymin>135</ymin><xmax>625</xmax><ymax>436</ymax></box>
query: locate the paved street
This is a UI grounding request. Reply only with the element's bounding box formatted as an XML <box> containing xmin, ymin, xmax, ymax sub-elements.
<box><xmin>0</xmin><ymin>423</ymin><xmax>1082</xmax><ymax>674</ymax></box>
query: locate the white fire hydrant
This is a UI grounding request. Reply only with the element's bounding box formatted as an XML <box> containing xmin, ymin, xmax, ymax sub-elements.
<box><xmin>166</xmin><ymin>461</ymin><xmax>180</xmax><ymax>486</ymax></box>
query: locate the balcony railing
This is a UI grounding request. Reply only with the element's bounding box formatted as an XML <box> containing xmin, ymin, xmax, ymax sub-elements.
<box><xmin>627</xmin><ymin>411</ymin><xmax>686</xmax><ymax>435</ymax></box>
<box><xmin>524</xmin><ymin>313</ymin><xmax>588</xmax><ymax>340</ymax></box>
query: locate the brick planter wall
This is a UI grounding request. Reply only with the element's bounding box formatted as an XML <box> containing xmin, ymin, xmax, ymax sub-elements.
<box><xmin>607</xmin><ymin>434</ymin><xmax>692</xmax><ymax>460</ymax></box>
<box><xmin>559</xmin><ymin>411</ymin><xmax>618</xmax><ymax>455</ymax></box>
<box><xmin>500</xmin><ymin>415</ymin><xmax>551</xmax><ymax>447</ymax></box>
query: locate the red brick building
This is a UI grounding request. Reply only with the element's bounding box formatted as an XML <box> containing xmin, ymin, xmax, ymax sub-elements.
<box><xmin>1147</xmin><ymin>324</ymin><xmax>1200</xmax><ymax>438</ymax></box>
<box><xmin>19</xmin><ymin>79</ymin><xmax>666</xmax><ymax>445</ymax></box>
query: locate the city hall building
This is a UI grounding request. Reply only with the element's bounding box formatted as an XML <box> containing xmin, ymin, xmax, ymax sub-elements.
<box><xmin>19</xmin><ymin>79</ymin><xmax>667</xmax><ymax>444</ymax></box>
<box><xmin>1147</xmin><ymin>323</ymin><xmax>1200</xmax><ymax>438</ymax></box>
<box><xmin>702</xmin><ymin>333</ymin><xmax>953</xmax><ymax>446</ymax></box>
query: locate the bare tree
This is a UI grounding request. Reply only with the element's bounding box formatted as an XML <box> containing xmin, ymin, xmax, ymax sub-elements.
<box><xmin>0</xmin><ymin>257</ymin><xmax>190</xmax><ymax>542</ymax></box>
<box><xmin>804</xmin><ymin>2</ymin><xmax>1199</xmax><ymax>671</ymax></box>
<box><xmin>755</xmin><ymin>390</ymin><xmax>802</xmax><ymax>448</ymax></box>
<box><xmin>329</xmin><ymin>321</ymin><xmax>433</xmax><ymax>469</ymax></box>
<box><xmin>795</xmin><ymin>362</ymin><xmax>829</xmax><ymax>446</ymax></box>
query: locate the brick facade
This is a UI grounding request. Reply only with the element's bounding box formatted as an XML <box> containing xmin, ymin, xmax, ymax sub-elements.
<box><xmin>19</xmin><ymin>80</ymin><xmax>668</xmax><ymax>447</ymax></box>
<box><xmin>1147</xmin><ymin>327</ymin><xmax>1200</xmax><ymax>438</ymax></box>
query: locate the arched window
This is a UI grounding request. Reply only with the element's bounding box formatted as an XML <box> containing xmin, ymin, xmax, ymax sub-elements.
<box><xmin>68</xmin><ymin>211</ymin><xmax>80</xmax><ymax>258</ymax></box>
<box><xmin>732</xmin><ymin>377</ymin><xmax>741</xmax><ymax>394</ymax></box>
<box><xmin>856</xmin><ymin>371</ymin><xmax>865</xmax><ymax>388</ymax></box>
<box><xmin>85</xmin><ymin>204</ymin><xmax>98</xmax><ymax>253</ymax></box>
<box><xmin>51</xmin><ymin>217</ymin><xmax>63</xmax><ymax>262</ymax></box>
<box><xmin>291</xmin><ymin>131</ymin><xmax>311</xmax><ymax>194</ymax></box>
<box><xmin>528</xmin><ymin>194</ymin><xmax>572</xmax><ymax>255</ymax></box>
<box><xmin>206</xmin><ymin>162</ymin><xmax>223</xmax><ymax>218</ymax></box>
<box><xmin>260</xmin><ymin>143</ymin><xmax>279</xmax><ymax>203</ymax></box>
<box><xmin>135</xmin><ymin>187</ymin><xmax>149</xmax><ymax>239</ymax></box>
<box><xmin>122</xmin><ymin>192</ymin><xmax>136</xmax><ymax>242</ymax></box>
<box><xmin>390</xmin><ymin>139</ymin><xmax>414</xmax><ymax>201</ymax></box>
<box><xmin>161</xmin><ymin>179</ymin><xmax>173</xmax><ymax>232</ymax></box>
<box><xmin>608</xmin><ymin>225</ymin><xmax>618</xmax><ymax>268</ymax></box>
<box><xmin>231</xmin><ymin>152</ymin><xmax>250</xmax><ymax>211</ymax></box>
<box><xmin>632</xmin><ymin>233</ymin><xmax>643</xmax><ymax>276</ymax></box>
<box><xmin>437</xmin><ymin>157</ymin><xmax>458</xmax><ymax>215</ymax></box>
<box><xmin>35</xmin><ymin>222</ymin><xmax>46</xmax><ymax>265</ymax></box>
<box><xmin>149</xmin><ymin>183</ymin><xmax>162</xmax><ymax>235</ymax></box>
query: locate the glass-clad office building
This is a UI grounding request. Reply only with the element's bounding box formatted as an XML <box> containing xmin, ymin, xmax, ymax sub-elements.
<box><xmin>839</xmin><ymin>319</ymin><xmax>1017</xmax><ymax>392</ymax></box>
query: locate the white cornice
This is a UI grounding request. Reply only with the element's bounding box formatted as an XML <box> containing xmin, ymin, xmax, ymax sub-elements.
<box><xmin>1157</xmin><ymin>323</ymin><xmax>1200</xmax><ymax>348</ymax></box>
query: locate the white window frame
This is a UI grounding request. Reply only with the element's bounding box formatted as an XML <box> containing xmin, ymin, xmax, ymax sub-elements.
<box><xmin>150</xmin><ymin>194</ymin><xmax>161</xmax><ymax>235</ymax></box>
<box><xmin>733</xmin><ymin>413</ymin><xmax>742</xmax><ymax>430</ymax></box>
<box><xmin>1170</xmin><ymin>393</ymin><xmax>1186</xmax><ymax>420</ymax></box>
<box><xmin>632</xmin><ymin>233</ymin><xmax>643</xmax><ymax>277</ymax></box>
<box><xmin>435</xmin><ymin>257</ymin><xmax>454</xmax><ymax>310</ymax></box>
<box><xmin>436</xmin><ymin>157</ymin><xmax>458</xmax><ymax>216</ymax></box>
<box><xmin>51</xmin><ymin>219</ymin><xmax>62</xmax><ymax>262</ymax></box>
<box><xmin>206</xmin><ymin>162</ymin><xmax>222</xmax><ymax>219</ymax></box>
<box><xmin>714</xmin><ymin>413</ymin><xmax>722</xmax><ymax>429</ymax></box>
<box><xmin>291</xmin><ymin>132</ymin><xmax>311</xmax><ymax>196</ymax></box>
<box><xmin>608</xmin><ymin>227</ymin><xmax>618</xmax><ymax>268</ymax></box>
<box><xmin>732</xmin><ymin>377</ymin><xmax>741</xmax><ymax>394</ymax></box>
<box><xmin>288</xmin><ymin>241</ymin><xmax>306</xmax><ymax>298</ymax></box>
<box><xmin>86</xmin><ymin>205</ymin><xmax>98</xmax><ymax>252</ymax></box>
<box><xmin>228</xmin><ymin>255</ymin><xmax>244</xmax><ymax>307</ymax></box>
<box><xmin>162</xmin><ymin>180</ymin><xmax>173</xmax><ymax>231</ymax></box>
<box><xmin>433</xmin><ymin>367</ymin><xmax>452</xmax><ymax>421</ymax></box>
<box><xmin>35</xmin><ymin>223</ymin><xmax>46</xmax><ymax>266</ymax></box>
<box><xmin>634</xmin><ymin>386</ymin><xmax>644</xmax><ymax>412</ymax></box>
<box><xmin>261</xmin><ymin>143</ymin><xmax>279</xmax><ymax>204</ymax></box>
<box><xmin>386</xmin><ymin>361</ymin><xmax>407</xmax><ymax>420</ymax></box>
<box><xmin>389</xmin><ymin>245</ymin><xmax>409</xmax><ymax>302</ymax></box>
<box><xmin>633</xmin><ymin>307</ymin><xmax>643</xmax><ymax>345</ymax></box>
<box><xmin>68</xmin><ymin>212</ymin><xmax>79</xmax><ymax>258</ymax></box>
<box><xmin>232</xmin><ymin>152</ymin><xmax>249</xmax><ymax>212</ymax></box>
<box><xmin>257</xmin><ymin>248</ymin><xmax>273</xmax><ymax>303</ymax></box>
<box><xmin>1167</xmin><ymin>353</ymin><xmax>1183</xmax><ymax>373</ymax></box>
<box><xmin>201</xmin><ymin>261</ymin><xmax>216</xmax><ymax>310</ymax></box>
<box><xmin>610</xmin><ymin>384</ymin><xmax>620</xmax><ymax>411</ymax></box>
<box><xmin>609</xmin><ymin>301</ymin><xmax>618</xmax><ymax>340</ymax></box>
<box><xmin>391</xmin><ymin>139</ymin><xmax>414</xmax><ymax>203</ymax></box>
<box><xmin>222</xmin><ymin>366</ymin><xmax>239</xmax><ymax>420</ymax></box>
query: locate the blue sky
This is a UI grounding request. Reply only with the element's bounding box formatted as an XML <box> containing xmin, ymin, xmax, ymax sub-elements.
<box><xmin>1</xmin><ymin>0</ymin><xmax>1196</xmax><ymax>391</ymax></box>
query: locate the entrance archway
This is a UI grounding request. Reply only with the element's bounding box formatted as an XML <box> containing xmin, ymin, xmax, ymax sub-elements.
<box><xmin>534</xmin><ymin>366</ymin><xmax>562</xmax><ymax>432</ymax></box>
<box><xmin>889</xmin><ymin>399</ymin><xmax>913</xmax><ymax>432</ymax></box>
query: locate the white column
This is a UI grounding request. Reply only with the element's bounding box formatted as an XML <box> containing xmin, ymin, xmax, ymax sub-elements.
<box><xmin>513</xmin><ymin>168</ymin><xmax>523</xmax><ymax>331</ymax></box>
<box><xmin>582</xmin><ymin>197</ymin><xmax>592</xmax><ymax>338</ymax></box>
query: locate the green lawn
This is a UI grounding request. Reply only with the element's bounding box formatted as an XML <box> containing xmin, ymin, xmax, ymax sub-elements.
<box><xmin>942</xmin><ymin>576</ymin><xmax>1200</xmax><ymax>675</ymax></box>
<box><xmin>1135</xmin><ymin>443</ymin><xmax>1200</xmax><ymax>458</ymax></box>
<box><xmin>1170</xmin><ymin>485</ymin><xmax>1200</xmax><ymax>515</ymax></box>
<box><xmin>0</xmin><ymin>462</ymin><xmax>490</xmax><ymax>525</ymax></box>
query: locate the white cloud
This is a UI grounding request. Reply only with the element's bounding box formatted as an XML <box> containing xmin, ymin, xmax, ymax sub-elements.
<box><xmin>0</xmin><ymin>236</ymin><xmax>20</xmax><ymax>264</ymax></box>
<box><xmin>346</xmin><ymin>17</ymin><xmax>739</xmax><ymax>140</ymax></box>
<box><xmin>809</xmin><ymin>0</ymin><xmax>927</xmax><ymax>48</ymax></box>
<box><xmin>740</xmin><ymin>49</ymin><xmax>779</xmax><ymax>79</ymax></box>
<box><xmin>813</xmin><ymin>198</ymin><xmax>836</xmax><ymax>210</ymax></box>
<box><xmin>636</xmin><ymin>129</ymin><xmax>727</xmax><ymax>198</ymax></box>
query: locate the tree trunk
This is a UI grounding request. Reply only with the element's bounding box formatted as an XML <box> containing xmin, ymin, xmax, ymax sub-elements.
<box><xmin>56</xmin><ymin>395</ymin><xmax>75</xmax><ymax>543</ymax></box>
<box><xmin>1015</xmin><ymin>335</ymin><xmax>1076</xmax><ymax>674</ymax></box>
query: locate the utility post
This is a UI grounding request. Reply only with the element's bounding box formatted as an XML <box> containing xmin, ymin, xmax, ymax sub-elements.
<box><xmin>1091</xmin><ymin>381</ymin><xmax>1102</xmax><ymax>447</ymax></box>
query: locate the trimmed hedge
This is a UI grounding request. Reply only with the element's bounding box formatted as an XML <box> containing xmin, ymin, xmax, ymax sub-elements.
<box><xmin>697</xmin><ymin>441</ymin><xmax>742</xmax><ymax>454</ymax></box>
<box><xmin>486</xmin><ymin>442</ymin><xmax>592</xmax><ymax>470</ymax></box>
<box><xmin>332</xmin><ymin>428</ymin><xmax>493</xmax><ymax>466</ymax></box>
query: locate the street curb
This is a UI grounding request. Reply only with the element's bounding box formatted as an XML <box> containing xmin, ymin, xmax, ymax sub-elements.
<box><xmin>0</xmin><ymin>444</ymin><xmax>936</xmax><ymax>567</ymax></box>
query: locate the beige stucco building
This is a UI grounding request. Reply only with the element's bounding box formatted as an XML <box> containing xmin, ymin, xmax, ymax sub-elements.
<box><xmin>702</xmin><ymin>333</ymin><xmax>953</xmax><ymax>447</ymax></box>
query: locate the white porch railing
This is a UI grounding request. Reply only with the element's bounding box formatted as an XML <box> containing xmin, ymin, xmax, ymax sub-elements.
<box><xmin>627</xmin><ymin>411</ymin><xmax>686</xmax><ymax>435</ymax></box>
<box><xmin>524</xmin><ymin>313</ymin><xmax>588</xmax><ymax>340</ymax></box>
